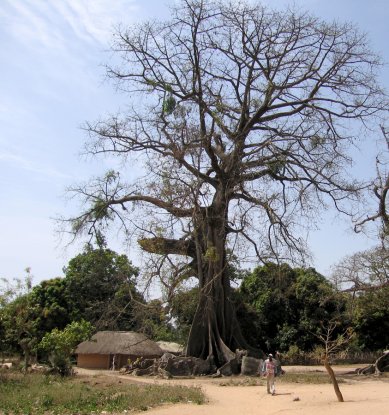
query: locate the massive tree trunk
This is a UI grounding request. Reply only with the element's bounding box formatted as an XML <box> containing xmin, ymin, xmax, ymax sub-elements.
<box><xmin>186</xmin><ymin>274</ymin><xmax>250</xmax><ymax>366</ymax></box>
<box><xmin>185</xmin><ymin>191</ymin><xmax>252</xmax><ymax>366</ymax></box>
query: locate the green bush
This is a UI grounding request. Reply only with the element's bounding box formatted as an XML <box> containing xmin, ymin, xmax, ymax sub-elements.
<box><xmin>39</xmin><ymin>320</ymin><xmax>93</xmax><ymax>376</ymax></box>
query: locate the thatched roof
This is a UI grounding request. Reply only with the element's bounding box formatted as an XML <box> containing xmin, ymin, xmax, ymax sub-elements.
<box><xmin>157</xmin><ymin>341</ymin><xmax>184</xmax><ymax>354</ymax></box>
<box><xmin>75</xmin><ymin>331</ymin><xmax>163</xmax><ymax>356</ymax></box>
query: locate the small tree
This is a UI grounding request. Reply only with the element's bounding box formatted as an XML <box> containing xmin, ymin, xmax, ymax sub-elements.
<box><xmin>314</xmin><ymin>321</ymin><xmax>355</xmax><ymax>402</ymax></box>
<box><xmin>2</xmin><ymin>296</ymin><xmax>39</xmax><ymax>370</ymax></box>
<box><xmin>39</xmin><ymin>320</ymin><xmax>93</xmax><ymax>376</ymax></box>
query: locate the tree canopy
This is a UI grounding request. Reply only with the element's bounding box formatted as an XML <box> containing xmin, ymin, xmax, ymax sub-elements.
<box><xmin>331</xmin><ymin>247</ymin><xmax>389</xmax><ymax>350</ymax></box>
<box><xmin>0</xmin><ymin>246</ymin><xmax>145</xmax><ymax>364</ymax></box>
<box><xmin>39</xmin><ymin>320</ymin><xmax>93</xmax><ymax>376</ymax></box>
<box><xmin>239</xmin><ymin>263</ymin><xmax>346</xmax><ymax>352</ymax></box>
<box><xmin>64</xmin><ymin>244</ymin><xmax>142</xmax><ymax>331</ymax></box>
<box><xmin>66</xmin><ymin>0</ymin><xmax>388</xmax><ymax>365</ymax></box>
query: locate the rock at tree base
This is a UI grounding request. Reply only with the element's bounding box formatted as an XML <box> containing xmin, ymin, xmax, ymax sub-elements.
<box><xmin>376</xmin><ymin>351</ymin><xmax>389</xmax><ymax>373</ymax></box>
<box><xmin>241</xmin><ymin>356</ymin><xmax>262</xmax><ymax>376</ymax></box>
<box><xmin>123</xmin><ymin>349</ymin><xmax>266</xmax><ymax>377</ymax></box>
<box><xmin>356</xmin><ymin>351</ymin><xmax>389</xmax><ymax>375</ymax></box>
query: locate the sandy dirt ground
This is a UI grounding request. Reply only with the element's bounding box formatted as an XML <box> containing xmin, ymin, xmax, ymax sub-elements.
<box><xmin>75</xmin><ymin>366</ymin><xmax>389</xmax><ymax>415</ymax></box>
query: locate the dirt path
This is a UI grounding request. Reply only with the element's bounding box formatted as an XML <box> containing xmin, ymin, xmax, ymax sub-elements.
<box><xmin>75</xmin><ymin>367</ymin><xmax>389</xmax><ymax>415</ymax></box>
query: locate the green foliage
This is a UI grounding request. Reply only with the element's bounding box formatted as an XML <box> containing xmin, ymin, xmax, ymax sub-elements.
<box><xmin>239</xmin><ymin>263</ymin><xmax>346</xmax><ymax>352</ymax></box>
<box><xmin>168</xmin><ymin>263</ymin><xmax>253</xmax><ymax>345</ymax></box>
<box><xmin>0</xmin><ymin>372</ymin><xmax>204</xmax><ymax>414</ymax></box>
<box><xmin>170</xmin><ymin>287</ymin><xmax>199</xmax><ymax>343</ymax></box>
<box><xmin>138</xmin><ymin>237</ymin><xmax>166</xmax><ymax>254</ymax></box>
<box><xmin>136</xmin><ymin>299</ymin><xmax>177</xmax><ymax>342</ymax></box>
<box><xmin>0</xmin><ymin>246</ymin><xmax>145</xmax><ymax>360</ymax></box>
<box><xmin>204</xmin><ymin>246</ymin><xmax>219</xmax><ymax>262</ymax></box>
<box><xmin>332</xmin><ymin>247</ymin><xmax>389</xmax><ymax>351</ymax></box>
<box><xmin>64</xmin><ymin>245</ymin><xmax>143</xmax><ymax>331</ymax></box>
<box><xmin>283</xmin><ymin>344</ymin><xmax>305</xmax><ymax>364</ymax></box>
<box><xmin>39</xmin><ymin>320</ymin><xmax>93</xmax><ymax>376</ymax></box>
<box><xmin>1</xmin><ymin>289</ymin><xmax>40</xmax><ymax>367</ymax></box>
<box><xmin>29</xmin><ymin>278</ymin><xmax>71</xmax><ymax>336</ymax></box>
<box><xmin>104</xmin><ymin>169</ymin><xmax>120</xmax><ymax>184</ymax></box>
<box><xmin>352</xmin><ymin>286</ymin><xmax>389</xmax><ymax>350</ymax></box>
<box><xmin>267</xmin><ymin>159</ymin><xmax>286</xmax><ymax>176</ymax></box>
<box><xmin>92</xmin><ymin>199</ymin><xmax>110</xmax><ymax>220</ymax></box>
<box><xmin>0</xmin><ymin>269</ymin><xmax>34</xmax><ymax>353</ymax></box>
<box><xmin>162</xmin><ymin>95</ymin><xmax>176</xmax><ymax>115</ymax></box>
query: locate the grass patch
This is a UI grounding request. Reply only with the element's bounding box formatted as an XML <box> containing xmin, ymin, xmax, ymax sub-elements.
<box><xmin>0</xmin><ymin>371</ymin><xmax>205</xmax><ymax>415</ymax></box>
<box><xmin>218</xmin><ymin>372</ymin><xmax>344</xmax><ymax>387</ymax></box>
<box><xmin>220</xmin><ymin>377</ymin><xmax>264</xmax><ymax>387</ymax></box>
<box><xmin>278</xmin><ymin>371</ymin><xmax>340</xmax><ymax>384</ymax></box>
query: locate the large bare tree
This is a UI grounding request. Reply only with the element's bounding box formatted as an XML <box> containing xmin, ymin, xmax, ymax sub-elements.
<box><xmin>67</xmin><ymin>0</ymin><xmax>387</xmax><ymax>365</ymax></box>
<box><xmin>331</xmin><ymin>247</ymin><xmax>389</xmax><ymax>294</ymax></box>
<box><xmin>355</xmin><ymin>126</ymin><xmax>389</xmax><ymax>245</ymax></box>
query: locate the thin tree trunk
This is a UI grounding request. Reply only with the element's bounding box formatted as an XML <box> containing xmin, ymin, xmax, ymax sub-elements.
<box><xmin>323</xmin><ymin>357</ymin><xmax>344</xmax><ymax>402</ymax></box>
<box><xmin>23</xmin><ymin>348</ymin><xmax>30</xmax><ymax>372</ymax></box>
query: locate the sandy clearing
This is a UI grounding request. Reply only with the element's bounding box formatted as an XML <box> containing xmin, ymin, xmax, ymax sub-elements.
<box><xmin>75</xmin><ymin>367</ymin><xmax>389</xmax><ymax>415</ymax></box>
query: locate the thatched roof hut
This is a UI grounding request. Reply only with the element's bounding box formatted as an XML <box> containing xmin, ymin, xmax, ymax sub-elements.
<box><xmin>76</xmin><ymin>331</ymin><xmax>163</xmax><ymax>369</ymax></box>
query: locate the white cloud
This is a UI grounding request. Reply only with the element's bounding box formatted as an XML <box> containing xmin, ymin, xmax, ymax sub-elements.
<box><xmin>53</xmin><ymin>0</ymin><xmax>139</xmax><ymax>46</ymax></box>
<box><xmin>1</xmin><ymin>0</ymin><xmax>139</xmax><ymax>52</ymax></box>
<box><xmin>0</xmin><ymin>0</ymin><xmax>140</xmax><ymax>108</ymax></box>
<box><xmin>1</xmin><ymin>0</ymin><xmax>64</xmax><ymax>50</ymax></box>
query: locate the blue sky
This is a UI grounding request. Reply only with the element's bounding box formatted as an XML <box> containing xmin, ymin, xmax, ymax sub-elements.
<box><xmin>1</xmin><ymin>0</ymin><xmax>388</xmax><ymax>288</ymax></box>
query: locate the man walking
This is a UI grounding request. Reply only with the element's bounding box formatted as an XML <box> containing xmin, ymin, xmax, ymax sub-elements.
<box><xmin>263</xmin><ymin>353</ymin><xmax>276</xmax><ymax>395</ymax></box>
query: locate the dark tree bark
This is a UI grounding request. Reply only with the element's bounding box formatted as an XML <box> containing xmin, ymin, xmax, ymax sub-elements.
<box><xmin>185</xmin><ymin>195</ymin><xmax>251</xmax><ymax>364</ymax></box>
<box><xmin>64</xmin><ymin>0</ymin><xmax>388</xmax><ymax>366</ymax></box>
